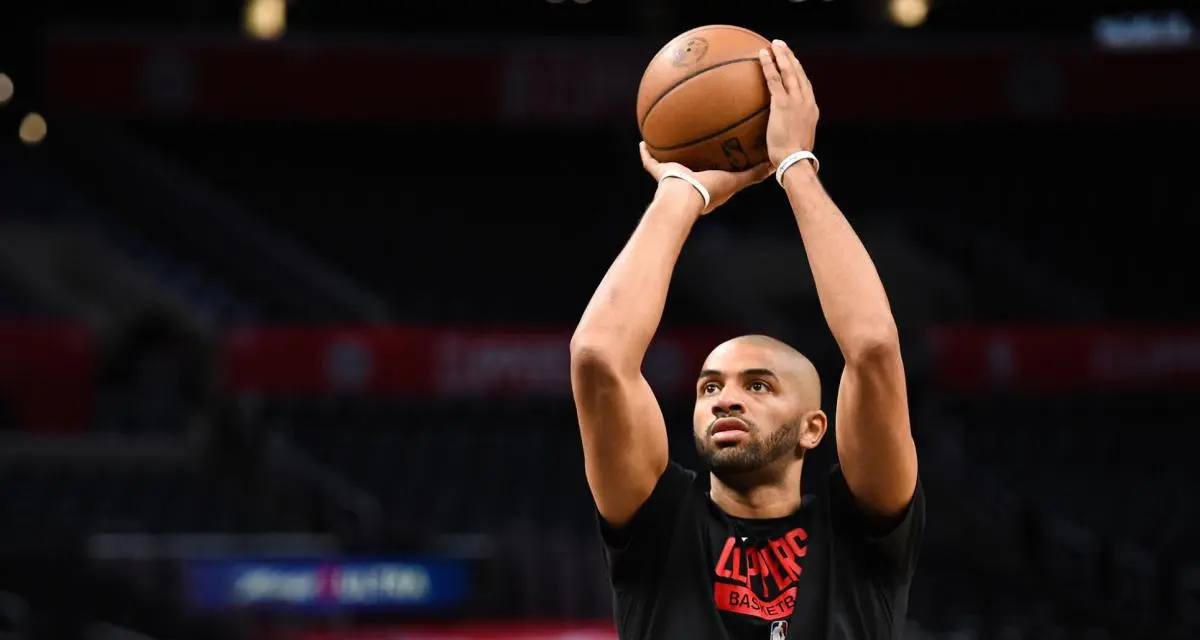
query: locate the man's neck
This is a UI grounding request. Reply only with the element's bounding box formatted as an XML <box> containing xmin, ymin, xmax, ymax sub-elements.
<box><xmin>709</xmin><ymin>462</ymin><xmax>804</xmax><ymax>519</ymax></box>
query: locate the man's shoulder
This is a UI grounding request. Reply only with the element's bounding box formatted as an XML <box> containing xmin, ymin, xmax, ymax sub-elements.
<box><xmin>819</xmin><ymin>461</ymin><xmax>926</xmax><ymax>582</ymax></box>
<box><xmin>611</xmin><ymin>460</ymin><xmax>705</xmax><ymax>532</ymax></box>
<box><xmin>653</xmin><ymin>460</ymin><xmax>709</xmax><ymax>510</ymax></box>
<box><xmin>663</xmin><ymin>459</ymin><xmax>702</xmax><ymax>484</ymax></box>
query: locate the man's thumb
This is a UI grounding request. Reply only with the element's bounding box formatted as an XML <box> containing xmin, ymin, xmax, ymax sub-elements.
<box><xmin>639</xmin><ymin>141</ymin><xmax>659</xmax><ymax>173</ymax></box>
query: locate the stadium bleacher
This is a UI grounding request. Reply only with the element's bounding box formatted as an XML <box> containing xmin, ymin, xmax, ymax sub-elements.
<box><xmin>0</xmin><ymin>150</ymin><xmax>265</xmax><ymax>326</ymax></box>
<box><xmin>948</xmin><ymin>392</ymin><xmax>1200</xmax><ymax>564</ymax></box>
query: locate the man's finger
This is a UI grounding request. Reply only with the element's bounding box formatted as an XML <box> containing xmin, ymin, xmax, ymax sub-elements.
<box><xmin>771</xmin><ymin>40</ymin><xmax>803</xmax><ymax>97</ymax></box>
<box><xmin>758</xmin><ymin>48</ymin><xmax>786</xmax><ymax>98</ymax></box>
<box><xmin>782</xmin><ymin>43</ymin><xmax>815</xmax><ymax>103</ymax></box>
<box><xmin>639</xmin><ymin>141</ymin><xmax>659</xmax><ymax>173</ymax></box>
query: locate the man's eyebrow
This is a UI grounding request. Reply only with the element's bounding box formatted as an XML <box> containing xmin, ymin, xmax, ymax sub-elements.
<box><xmin>698</xmin><ymin>368</ymin><xmax>779</xmax><ymax>380</ymax></box>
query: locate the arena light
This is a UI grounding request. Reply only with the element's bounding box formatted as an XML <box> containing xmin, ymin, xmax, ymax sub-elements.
<box><xmin>0</xmin><ymin>73</ymin><xmax>12</xmax><ymax>105</ymax></box>
<box><xmin>888</xmin><ymin>0</ymin><xmax>929</xmax><ymax>28</ymax></box>
<box><xmin>19</xmin><ymin>113</ymin><xmax>46</xmax><ymax>145</ymax></box>
<box><xmin>244</xmin><ymin>0</ymin><xmax>286</xmax><ymax>41</ymax></box>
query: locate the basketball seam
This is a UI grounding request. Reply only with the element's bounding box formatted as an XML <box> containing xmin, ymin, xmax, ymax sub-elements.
<box><xmin>645</xmin><ymin>105</ymin><xmax>769</xmax><ymax>151</ymax></box>
<box><xmin>639</xmin><ymin>56</ymin><xmax>764</xmax><ymax>135</ymax></box>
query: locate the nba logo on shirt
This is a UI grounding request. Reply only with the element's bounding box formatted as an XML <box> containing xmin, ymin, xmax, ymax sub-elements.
<box><xmin>769</xmin><ymin>620</ymin><xmax>788</xmax><ymax>640</ymax></box>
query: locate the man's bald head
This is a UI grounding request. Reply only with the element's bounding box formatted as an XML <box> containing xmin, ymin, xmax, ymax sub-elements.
<box><xmin>703</xmin><ymin>334</ymin><xmax>822</xmax><ymax>411</ymax></box>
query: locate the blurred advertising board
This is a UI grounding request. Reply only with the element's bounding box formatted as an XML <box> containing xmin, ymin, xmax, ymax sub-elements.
<box><xmin>44</xmin><ymin>31</ymin><xmax>1200</xmax><ymax>125</ymax></box>
<box><xmin>221</xmin><ymin>325</ymin><xmax>731</xmax><ymax>398</ymax></box>
<box><xmin>182</xmin><ymin>557</ymin><xmax>471</xmax><ymax>613</ymax></box>
<box><xmin>298</xmin><ymin>623</ymin><xmax>616</xmax><ymax>640</ymax></box>
<box><xmin>930</xmin><ymin>325</ymin><xmax>1200</xmax><ymax>392</ymax></box>
<box><xmin>223</xmin><ymin>324</ymin><xmax>1200</xmax><ymax>397</ymax></box>
<box><xmin>7</xmin><ymin>320</ymin><xmax>1199</xmax><ymax>433</ymax></box>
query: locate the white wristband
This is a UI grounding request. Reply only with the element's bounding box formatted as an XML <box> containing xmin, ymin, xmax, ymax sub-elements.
<box><xmin>775</xmin><ymin>150</ymin><xmax>820</xmax><ymax>186</ymax></box>
<box><xmin>659</xmin><ymin>170</ymin><xmax>711</xmax><ymax>210</ymax></box>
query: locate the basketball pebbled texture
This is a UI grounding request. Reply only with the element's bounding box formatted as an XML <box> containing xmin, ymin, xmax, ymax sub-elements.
<box><xmin>637</xmin><ymin>25</ymin><xmax>772</xmax><ymax>172</ymax></box>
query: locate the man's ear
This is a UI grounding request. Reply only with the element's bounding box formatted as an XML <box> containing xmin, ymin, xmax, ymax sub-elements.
<box><xmin>799</xmin><ymin>409</ymin><xmax>827</xmax><ymax>450</ymax></box>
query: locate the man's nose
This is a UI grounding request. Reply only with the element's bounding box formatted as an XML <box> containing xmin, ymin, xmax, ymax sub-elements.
<box><xmin>711</xmin><ymin>395</ymin><xmax>744</xmax><ymax>416</ymax></box>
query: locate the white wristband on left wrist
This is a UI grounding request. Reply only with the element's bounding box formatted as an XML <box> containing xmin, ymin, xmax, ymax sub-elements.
<box><xmin>658</xmin><ymin>170</ymin><xmax>711</xmax><ymax>210</ymax></box>
<box><xmin>775</xmin><ymin>150</ymin><xmax>820</xmax><ymax>186</ymax></box>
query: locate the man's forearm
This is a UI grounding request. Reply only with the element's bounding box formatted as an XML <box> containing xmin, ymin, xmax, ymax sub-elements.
<box><xmin>571</xmin><ymin>181</ymin><xmax>704</xmax><ymax>372</ymax></box>
<box><xmin>782</xmin><ymin>164</ymin><xmax>898</xmax><ymax>359</ymax></box>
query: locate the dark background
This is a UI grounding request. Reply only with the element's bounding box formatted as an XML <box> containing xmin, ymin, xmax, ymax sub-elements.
<box><xmin>0</xmin><ymin>1</ymin><xmax>1198</xmax><ymax>639</ymax></box>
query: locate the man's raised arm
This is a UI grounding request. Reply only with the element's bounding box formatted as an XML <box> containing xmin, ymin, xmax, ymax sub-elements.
<box><xmin>760</xmin><ymin>41</ymin><xmax>918</xmax><ymax>520</ymax></box>
<box><xmin>571</xmin><ymin>144</ymin><xmax>769</xmax><ymax>527</ymax></box>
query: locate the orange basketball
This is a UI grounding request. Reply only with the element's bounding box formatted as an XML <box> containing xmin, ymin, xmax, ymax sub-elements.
<box><xmin>636</xmin><ymin>25</ymin><xmax>771</xmax><ymax>172</ymax></box>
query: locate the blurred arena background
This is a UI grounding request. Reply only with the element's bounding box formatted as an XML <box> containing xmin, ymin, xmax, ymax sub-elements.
<box><xmin>0</xmin><ymin>0</ymin><xmax>1198</xmax><ymax>638</ymax></box>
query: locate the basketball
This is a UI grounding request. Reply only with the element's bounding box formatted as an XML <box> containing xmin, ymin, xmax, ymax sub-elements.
<box><xmin>637</xmin><ymin>25</ymin><xmax>772</xmax><ymax>173</ymax></box>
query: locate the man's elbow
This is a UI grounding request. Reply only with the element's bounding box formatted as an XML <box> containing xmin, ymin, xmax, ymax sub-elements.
<box><xmin>570</xmin><ymin>336</ymin><xmax>609</xmax><ymax>369</ymax></box>
<box><xmin>570</xmin><ymin>333</ymin><xmax>635</xmax><ymax>379</ymax></box>
<box><xmin>842</xmin><ymin>323</ymin><xmax>901</xmax><ymax>367</ymax></box>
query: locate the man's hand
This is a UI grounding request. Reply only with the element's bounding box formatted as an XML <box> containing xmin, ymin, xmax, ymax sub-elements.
<box><xmin>639</xmin><ymin>142</ymin><xmax>771</xmax><ymax>215</ymax></box>
<box><xmin>758</xmin><ymin>40</ymin><xmax>819</xmax><ymax>169</ymax></box>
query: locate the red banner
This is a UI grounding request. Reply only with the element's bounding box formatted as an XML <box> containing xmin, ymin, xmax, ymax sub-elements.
<box><xmin>0</xmin><ymin>320</ymin><xmax>93</xmax><ymax>431</ymax></box>
<box><xmin>3</xmin><ymin>321</ymin><xmax>1196</xmax><ymax>431</ymax></box>
<box><xmin>43</xmin><ymin>31</ymin><xmax>1200</xmax><ymax>125</ymax></box>
<box><xmin>229</xmin><ymin>324</ymin><xmax>1200</xmax><ymax>397</ymax></box>
<box><xmin>43</xmin><ymin>33</ymin><xmax>501</xmax><ymax>124</ymax></box>
<box><xmin>222</xmin><ymin>325</ymin><xmax>731</xmax><ymax>398</ymax></box>
<box><xmin>297</xmin><ymin>623</ymin><xmax>616</xmax><ymax>640</ymax></box>
<box><xmin>930</xmin><ymin>326</ymin><xmax>1200</xmax><ymax>392</ymax></box>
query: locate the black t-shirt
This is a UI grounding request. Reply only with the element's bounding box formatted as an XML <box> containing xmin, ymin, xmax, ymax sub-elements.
<box><xmin>597</xmin><ymin>461</ymin><xmax>925</xmax><ymax>640</ymax></box>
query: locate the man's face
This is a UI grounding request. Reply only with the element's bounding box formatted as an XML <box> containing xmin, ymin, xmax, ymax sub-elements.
<box><xmin>692</xmin><ymin>341</ymin><xmax>803</xmax><ymax>476</ymax></box>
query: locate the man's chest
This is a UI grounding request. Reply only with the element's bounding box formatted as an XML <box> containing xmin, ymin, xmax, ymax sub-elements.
<box><xmin>655</xmin><ymin>512</ymin><xmax>831</xmax><ymax>640</ymax></box>
<box><xmin>707</xmin><ymin>524</ymin><xmax>813</xmax><ymax>623</ymax></box>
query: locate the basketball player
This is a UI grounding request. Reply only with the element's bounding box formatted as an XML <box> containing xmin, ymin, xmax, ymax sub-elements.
<box><xmin>570</xmin><ymin>40</ymin><xmax>923</xmax><ymax>640</ymax></box>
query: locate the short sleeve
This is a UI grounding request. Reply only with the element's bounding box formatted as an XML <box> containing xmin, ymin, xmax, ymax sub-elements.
<box><xmin>828</xmin><ymin>464</ymin><xmax>926</xmax><ymax>582</ymax></box>
<box><xmin>596</xmin><ymin>460</ymin><xmax>695</xmax><ymax>587</ymax></box>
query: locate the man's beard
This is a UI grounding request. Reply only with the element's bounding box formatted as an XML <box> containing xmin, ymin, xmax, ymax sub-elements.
<box><xmin>694</xmin><ymin>417</ymin><xmax>801</xmax><ymax>477</ymax></box>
